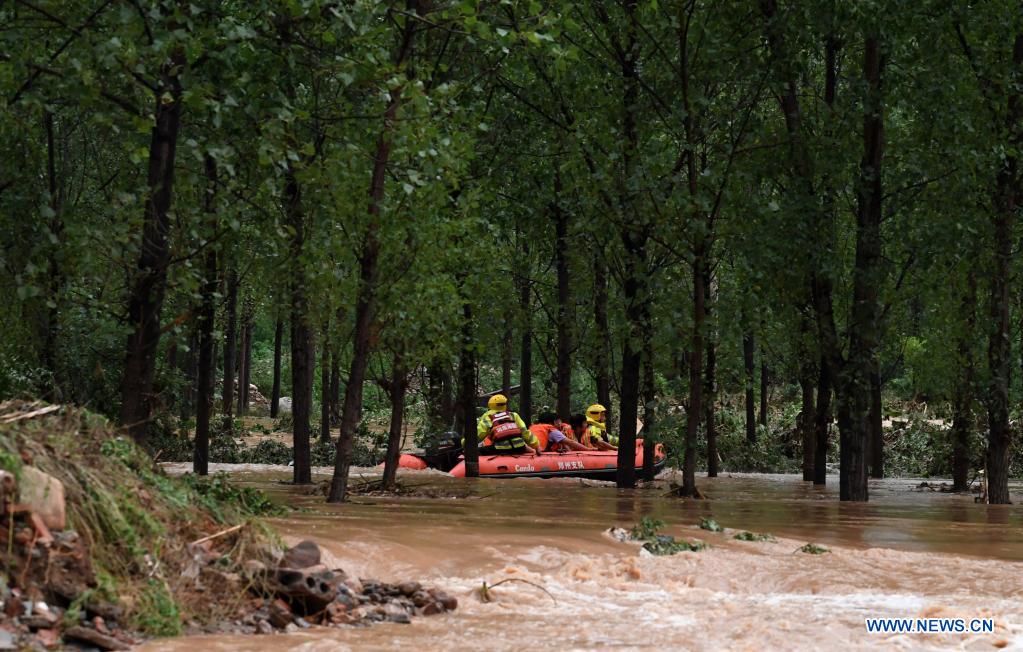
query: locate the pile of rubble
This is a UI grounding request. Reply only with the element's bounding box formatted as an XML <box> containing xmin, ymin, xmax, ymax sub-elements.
<box><xmin>222</xmin><ymin>540</ymin><xmax>458</xmax><ymax>635</ymax></box>
<box><xmin>1</xmin><ymin>464</ymin><xmax>139</xmax><ymax>650</ymax></box>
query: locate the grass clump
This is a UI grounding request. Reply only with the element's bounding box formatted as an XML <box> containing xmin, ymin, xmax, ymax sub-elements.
<box><xmin>733</xmin><ymin>531</ymin><xmax>776</xmax><ymax>542</ymax></box>
<box><xmin>628</xmin><ymin>517</ymin><xmax>708</xmax><ymax>556</ymax></box>
<box><xmin>698</xmin><ymin>517</ymin><xmax>724</xmax><ymax>532</ymax></box>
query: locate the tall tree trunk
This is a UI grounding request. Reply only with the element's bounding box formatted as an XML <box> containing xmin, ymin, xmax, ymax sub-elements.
<box><xmin>680</xmin><ymin>251</ymin><xmax>705</xmax><ymax>497</ymax></box>
<box><xmin>616</xmin><ymin>0</ymin><xmax>644</xmax><ymax>489</ymax></box>
<box><xmin>704</xmin><ymin>266</ymin><xmax>718</xmax><ymax>477</ymax></box>
<box><xmin>553</xmin><ymin>169</ymin><xmax>572</xmax><ymax>418</ymax></box>
<box><xmin>985</xmin><ymin>32</ymin><xmax>1023</xmax><ymax>505</ymax></box>
<box><xmin>837</xmin><ymin>35</ymin><xmax>885</xmax><ymax>502</ymax></box>
<box><xmin>458</xmin><ymin>300</ymin><xmax>479</xmax><ymax>477</ymax></box>
<box><xmin>287</xmin><ymin>166</ymin><xmax>313</xmax><ymax>485</ymax></box>
<box><xmin>193</xmin><ymin>155</ymin><xmax>218</xmax><ymax>476</ymax></box>
<box><xmin>329</xmin><ymin>9</ymin><xmax>418</xmax><ymax>503</ymax></box>
<box><xmin>118</xmin><ymin>52</ymin><xmax>185</xmax><ymax>445</ymax></box>
<box><xmin>869</xmin><ymin>366</ymin><xmax>883</xmax><ymax>478</ymax></box>
<box><xmin>381</xmin><ymin>356</ymin><xmax>408</xmax><ymax>491</ymax></box>
<box><xmin>221</xmin><ymin>267</ymin><xmax>239</xmax><ymax>427</ymax></box>
<box><xmin>743</xmin><ymin>326</ymin><xmax>756</xmax><ymax>443</ymax></box>
<box><xmin>758</xmin><ymin>360</ymin><xmax>769</xmax><ymax>426</ymax></box>
<box><xmin>41</xmin><ymin>109</ymin><xmax>64</xmax><ymax>401</ymax></box>
<box><xmin>519</xmin><ymin>238</ymin><xmax>533</xmax><ymax>424</ymax></box>
<box><xmin>594</xmin><ymin>251</ymin><xmax>611</xmax><ymax>412</ymax></box>
<box><xmin>270</xmin><ymin>317</ymin><xmax>283</xmax><ymax>418</ymax></box>
<box><xmin>951</xmin><ymin>272</ymin><xmax>976</xmax><ymax>492</ymax></box>
<box><xmin>320</xmin><ymin>325</ymin><xmax>331</xmax><ymax>441</ymax></box>
<box><xmin>813</xmin><ymin>355</ymin><xmax>832</xmax><ymax>485</ymax></box>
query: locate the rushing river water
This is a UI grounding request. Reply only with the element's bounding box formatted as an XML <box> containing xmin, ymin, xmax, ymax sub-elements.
<box><xmin>142</xmin><ymin>465</ymin><xmax>1023</xmax><ymax>651</ymax></box>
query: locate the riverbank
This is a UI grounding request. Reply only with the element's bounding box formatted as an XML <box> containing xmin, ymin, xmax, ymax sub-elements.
<box><xmin>0</xmin><ymin>403</ymin><xmax>456</xmax><ymax>650</ymax></box>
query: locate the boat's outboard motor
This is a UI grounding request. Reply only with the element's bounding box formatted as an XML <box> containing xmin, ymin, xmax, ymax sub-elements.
<box><xmin>423</xmin><ymin>430</ymin><xmax>463</xmax><ymax>472</ymax></box>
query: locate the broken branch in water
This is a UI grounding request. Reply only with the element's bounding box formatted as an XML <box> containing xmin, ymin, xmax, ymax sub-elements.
<box><xmin>478</xmin><ymin>578</ymin><xmax>557</xmax><ymax>605</ymax></box>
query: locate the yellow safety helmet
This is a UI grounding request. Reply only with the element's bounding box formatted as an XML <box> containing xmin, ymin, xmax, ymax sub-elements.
<box><xmin>587</xmin><ymin>403</ymin><xmax>607</xmax><ymax>417</ymax></box>
<box><xmin>488</xmin><ymin>394</ymin><xmax>509</xmax><ymax>411</ymax></box>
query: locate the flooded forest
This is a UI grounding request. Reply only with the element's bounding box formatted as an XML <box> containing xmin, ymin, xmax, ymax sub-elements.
<box><xmin>1</xmin><ymin>0</ymin><xmax>1022</xmax><ymax>649</ymax></box>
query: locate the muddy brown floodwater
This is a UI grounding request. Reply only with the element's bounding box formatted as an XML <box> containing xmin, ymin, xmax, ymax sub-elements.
<box><xmin>143</xmin><ymin>465</ymin><xmax>1023</xmax><ymax>651</ymax></box>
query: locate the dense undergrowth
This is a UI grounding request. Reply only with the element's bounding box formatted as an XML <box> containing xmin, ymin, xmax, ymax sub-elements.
<box><xmin>657</xmin><ymin>386</ymin><xmax>1005</xmax><ymax>479</ymax></box>
<box><xmin>149</xmin><ymin>416</ymin><xmax>385</xmax><ymax>468</ymax></box>
<box><xmin>0</xmin><ymin>401</ymin><xmax>281</xmax><ymax>636</ymax></box>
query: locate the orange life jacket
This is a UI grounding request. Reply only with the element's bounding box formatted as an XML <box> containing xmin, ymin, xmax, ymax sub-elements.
<box><xmin>529</xmin><ymin>423</ymin><xmax>557</xmax><ymax>451</ymax></box>
<box><xmin>489</xmin><ymin>411</ymin><xmax>523</xmax><ymax>442</ymax></box>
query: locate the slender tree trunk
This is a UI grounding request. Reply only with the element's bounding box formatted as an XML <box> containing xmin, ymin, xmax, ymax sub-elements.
<box><xmin>519</xmin><ymin>238</ymin><xmax>533</xmax><ymax>424</ymax></box>
<box><xmin>616</xmin><ymin>0</ymin><xmax>644</xmax><ymax>489</ymax></box>
<box><xmin>594</xmin><ymin>251</ymin><xmax>611</xmax><ymax>412</ymax></box>
<box><xmin>459</xmin><ymin>300</ymin><xmax>479</xmax><ymax>477</ymax></box>
<box><xmin>329</xmin><ymin>10</ymin><xmax>418</xmax><ymax>503</ymax></box>
<box><xmin>180</xmin><ymin>326</ymin><xmax>198</xmax><ymax>422</ymax></box>
<box><xmin>704</xmin><ymin>266</ymin><xmax>718</xmax><ymax>477</ymax></box>
<box><xmin>41</xmin><ymin>110</ymin><xmax>64</xmax><ymax>401</ymax></box>
<box><xmin>800</xmin><ymin>366</ymin><xmax>815</xmax><ymax>482</ymax></box>
<box><xmin>813</xmin><ymin>355</ymin><xmax>832</xmax><ymax>485</ymax></box>
<box><xmin>553</xmin><ymin>170</ymin><xmax>572</xmax><ymax>418</ymax></box>
<box><xmin>237</xmin><ymin>304</ymin><xmax>252</xmax><ymax>416</ymax></box>
<box><xmin>501</xmin><ymin>323</ymin><xmax>512</xmax><ymax>399</ymax></box>
<box><xmin>287</xmin><ymin>166</ymin><xmax>313</xmax><ymax>485</ymax></box>
<box><xmin>221</xmin><ymin>267</ymin><xmax>239</xmax><ymax>427</ymax></box>
<box><xmin>743</xmin><ymin>326</ymin><xmax>756</xmax><ymax>443</ymax></box>
<box><xmin>758</xmin><ymin>360</ymin><xmax>768</xmax><ymax>426</ymax></box>
<box><xmin>118</xmin><ymin>53</ymin><xmax>185</xmax><ymax>445</ymax></box>
<box><xmin>329</xmin><ymin>349</ymin><xmax>341</xmax><ymax>426</ymax></box>
<box><xmin>951</xmin><ymin>273</ymin><xmax>976</xmax><ymax>492</ymax></box>
<box><xmin>382</xmin><ymin>356</ymin><xmax>408</xmax><ymax>491</ymax></box>
<box><xmin>985</xmin><ymin>32</ymin><xmax>1023</xmax><ymax>505</ymax></box>
<box><xmin>642</xmin><ymin>337</ymin><xmax>656</xmax><ymax>481</ymax></box>
<box><xmin>270</xmin><ymin>317</ymin><xmax>283</xmax><ymax>418</ymax></box>
<box><xmin>680</xmin><ymin>251</ymin><xmax>705</xmax><ymax>497</ymax></box>
<box><xmin>869</xmin><ymin>366</ymin><xmax>883</xmax><ymax>478</ymax></box>
<box><xmin>166</xmin><ymin>340</ymin><xmax>178</xmax><ymax>414</ymax></box>
<box><xmin>193</xmin><ymin>154</ymin><xmax>218</xmax><ymax>476</ymax></box>
<box><xmin>320</xmin><ymin>326</ymin><xmax>331</xmax><ymax>441</ymax></box>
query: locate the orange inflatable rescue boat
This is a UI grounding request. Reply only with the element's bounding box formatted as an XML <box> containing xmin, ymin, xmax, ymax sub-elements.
<box><xmin>399</xmin><ymin>439</ymin><xmax>666</xmax><ymax>480</ymax></box>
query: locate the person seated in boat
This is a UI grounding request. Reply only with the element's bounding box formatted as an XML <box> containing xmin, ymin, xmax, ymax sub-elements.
<box><xmin>580</xmin><ymin>404</ymin><xmax>618</xmax><ymax>450</ymax></box>
<box><xmin>469</xmin><ymin>394</ymin><xmax>540</xmax><ymax>455</ymax></box>
<box><xmin>530</xmin><ymin>412</ymin><xmax>593</xmax><ymax>453</ymax></box>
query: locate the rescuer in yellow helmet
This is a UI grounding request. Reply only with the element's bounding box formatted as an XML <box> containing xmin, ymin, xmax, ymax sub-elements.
<box><xmin>582</xmin><ymin>403</ymin><xmax>617</xmax><ymax>450</ymax></box>
<box><xmin>465</xmin><ymin>394</ymin><xmax>539</xmax><ymax>455</ymax></box>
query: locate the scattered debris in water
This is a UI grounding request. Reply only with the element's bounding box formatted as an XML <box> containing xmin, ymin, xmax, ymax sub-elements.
<box><xmin>477</xmin><ymin>578</ymin><xmax>557</xmax><ymax>605</ymax></box>
<box><xmin>733</xmin><ymin>531</ymin><xmax>776</xmax><ymax>542</ymax></box>
<box><xmin>798</xmin><ymin>543</ymin><xmax>830</xmax><ymax>555</ymax></box>
<box><xmin>605</xmin><ymin>518</ymin><xmax>709</xmax><ymax>556</ymax></box>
